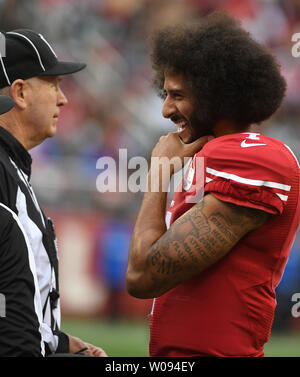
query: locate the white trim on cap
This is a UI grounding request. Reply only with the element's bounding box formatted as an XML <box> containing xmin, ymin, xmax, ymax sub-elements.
<box><xmin>0</xmin><ymin>55</ymin><xmax>11</xmax><ymax>85</ymax></box>
<box><xmin>38</xmin><ymin>34</ymin><xmax>57</xmax><ymax>58</ymax></box>
<box><xmin>7</xmin><ymin>31</ymin><xmax>46</xmax><ymax>72</ymax></box>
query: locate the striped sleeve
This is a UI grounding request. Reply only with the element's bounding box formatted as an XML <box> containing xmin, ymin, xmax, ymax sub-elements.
<box><xmin>203</xmin><ymin>152</ymin><xmax>293</xmax><ymax>216</ymax></box>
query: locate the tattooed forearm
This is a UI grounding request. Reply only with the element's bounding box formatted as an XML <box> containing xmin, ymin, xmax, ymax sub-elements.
<box><xmin>212</xmin><ymin>202</ymin><xmax>270</xmax><ymax>231</ymax></box>
<box><xmin>182</xmin><ymin>240</ymin><xmax>200</xmax><ymax>266</ymax></box>
<box><xmin>151</xmin><ymin>196</ymin><xmax>269</xmax><ymax>284</ymax></box>
<box><xmin>174</xmin><ymin>241</ymin><xmax>187</xmax><ymax>263</ymax></box>
<box><xmin>189</xmin><ymin>236</ymin><xmax>211</xmax><ymax>264</ymax></box>
<box><xmin>127</xmin><ymin>193</ymin><xmax>271</xmax><ymax>298</ymax></box>
<box><xmin>211</xmin><ymin>229</ymin><xmax>229</xmax><ymax>246</ymax></box>
<box><xmin>150</xmin><ymin>249</ymin><xmax>183</xmax><ymax>275</ymax></box>
<box><xmin>210</xmin><ymin>213</ymin><xmax>238</xmax><ymax>243</ymax></box>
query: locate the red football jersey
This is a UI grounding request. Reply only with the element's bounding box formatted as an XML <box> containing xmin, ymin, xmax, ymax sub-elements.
<box><xmin>149</xmin><ymin>132</ymin><xmax>300</xmax><ymax>357</ymax></box>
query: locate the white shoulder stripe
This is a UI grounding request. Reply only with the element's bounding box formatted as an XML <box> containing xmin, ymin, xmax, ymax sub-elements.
<box><xmin>205</xmin><ymin>177</ymin><xmax>288</xmax><ymax>201</ymax></box>
<box><xmin>276</xmin><ymin>193</ymin><xmax>288</xmax><ymax>201</ymax></box>
<box><xmin>206</xmin><ymin>167</ymin><xmax>291</xmax><ymax>191</ymax></box>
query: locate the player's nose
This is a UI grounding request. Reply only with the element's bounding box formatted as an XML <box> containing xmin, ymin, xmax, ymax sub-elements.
<box><xmin>162</xmin><ymin>96</ymin><xmax>176</xmax><ymax>119</ymax></box>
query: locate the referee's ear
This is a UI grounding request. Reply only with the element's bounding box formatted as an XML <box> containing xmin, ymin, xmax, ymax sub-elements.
<box><xmin>9</xmin><ymin>79</ymin><xmax>27</xmax><ymax>110</ymax></box>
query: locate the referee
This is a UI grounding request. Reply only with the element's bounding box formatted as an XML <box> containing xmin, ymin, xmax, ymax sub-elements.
<box><xmin>0</xmin><ymin>95</ymin><xmax>44</xmax><ymax>356</ymax></box>
<box><xmin>0</xmin><ymin>31</ymin><xmax>106</xmax><ymax>356</ymax></box>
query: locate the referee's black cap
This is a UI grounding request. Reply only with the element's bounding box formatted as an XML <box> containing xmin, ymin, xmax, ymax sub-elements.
<box><xmin>0</xmin><ymin>29</ymin><xmax>86</xmax><ymax>88</ymax></box>
<box><xmin>0</xmin><ymin>95</ymin><xmax>14</xmax><ymax>114</ymax></box>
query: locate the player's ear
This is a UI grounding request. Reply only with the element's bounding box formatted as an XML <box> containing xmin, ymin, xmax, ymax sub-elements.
<box><xmin>9</xmin><ymin>79</ymin><xmax>27</xmax><ymax>110</ymax></box>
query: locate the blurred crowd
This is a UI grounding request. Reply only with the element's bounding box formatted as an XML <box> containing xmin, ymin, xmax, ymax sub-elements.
<box><xmin>0</xmin><ymin>0</ymin><xmax>299</xmax><ymax>211</ymax></box>
<box><xmin>0</xmin><ymin>0</ymin><xmax>299</xmax><ymax>330</ymax></box>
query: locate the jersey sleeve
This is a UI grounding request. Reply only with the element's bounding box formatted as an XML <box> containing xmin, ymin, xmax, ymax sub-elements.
<box><xmin>201</xmin><ymin>135</ymin><xmax>293</xmax><ymax>215</ymax></box>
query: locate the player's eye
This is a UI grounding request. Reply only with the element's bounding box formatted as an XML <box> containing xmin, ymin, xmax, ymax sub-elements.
<box><xmin>173</xmin><ymin>93</ymin><xmax>182</xmax><ymax>99</ymax></box>
<box><xmin>160</xmin><ymin>89</ymin><xmax>167</xmax><ymax>100</ymax></box>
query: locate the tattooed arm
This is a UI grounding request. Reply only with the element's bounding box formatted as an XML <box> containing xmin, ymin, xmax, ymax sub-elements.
<box><xmin>126</xmin><ymin>192</ymin><xmax>270</xmax><ymax>299</ymax></box>
<box><xmin>126</xmin><ymin>133</ymin><xmax>270</xmax><ymax>298</ymax></box>
<box><xmin>127</xmin><ymin>188</ymin><xmax>270</xmax><ymax>298</ymax></box>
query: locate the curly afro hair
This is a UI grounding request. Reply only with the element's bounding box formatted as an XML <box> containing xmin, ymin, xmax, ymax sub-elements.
<box><xmin>149</xmin><ymin>11</ymin><xmax>286</xmax><ymax>127</ymax></box>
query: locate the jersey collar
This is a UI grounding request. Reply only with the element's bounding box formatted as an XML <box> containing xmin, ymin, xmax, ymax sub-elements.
<box><xmin>0</xmin><ymin>126</ymin><xmax>32</xmax><ymax>178</ymax></box>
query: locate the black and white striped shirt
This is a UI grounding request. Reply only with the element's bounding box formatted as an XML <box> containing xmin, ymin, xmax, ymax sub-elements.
<box><xmin>0</xmin><ymin>126</ymin><xmax>68</xmax><ymax>356</ymax></box>
<box><xmin>0</xmin><ymin>202</ymin><xmax>44</xmax><ymax>356</ymax></box>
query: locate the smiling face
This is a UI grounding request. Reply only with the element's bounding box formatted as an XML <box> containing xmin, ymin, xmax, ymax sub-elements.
<box><xmin>162</xmin><ymin>71</ymin><xmax>213</xmax><ymax>143</ymax></box>
<box><xmin>23</xmin><ymin>75</ymin><xmax>68</xmax><ymax>147</ymax></box>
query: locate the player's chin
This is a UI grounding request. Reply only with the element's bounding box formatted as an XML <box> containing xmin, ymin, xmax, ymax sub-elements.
<box><xmin>178</xmin><ymin>130</ymin><xmax>194</xmax><ymax>144</ymax></box>
<box><xmin>180</xmin><ymin>134</ymin><xmax>197</xmax><ymax>144</ymax></box>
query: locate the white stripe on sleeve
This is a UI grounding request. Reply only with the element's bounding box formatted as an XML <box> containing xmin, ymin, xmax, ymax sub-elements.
<box><xmin>206</xmin><ymin>167</ymin><xmax>291</xmax><ymax>192</ymax></box>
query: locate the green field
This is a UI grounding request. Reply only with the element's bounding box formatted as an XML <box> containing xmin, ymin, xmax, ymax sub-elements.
<box><xmin>61</xmin><ymin>318</ymin><xmax>300</xmax><ymax>357</ymax></box>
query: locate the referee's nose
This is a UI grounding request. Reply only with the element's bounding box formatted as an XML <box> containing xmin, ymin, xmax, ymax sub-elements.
<box><xmin>57</xmin><ymin>87</ymin><xmax>68</xmax><ymax>107</ymax></box>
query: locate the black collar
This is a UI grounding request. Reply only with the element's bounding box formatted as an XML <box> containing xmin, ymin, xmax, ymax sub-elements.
<box><xmin>0</xmin><ymin>126</ymin><xmax>32</xmax><ymax>178</ymax></box>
